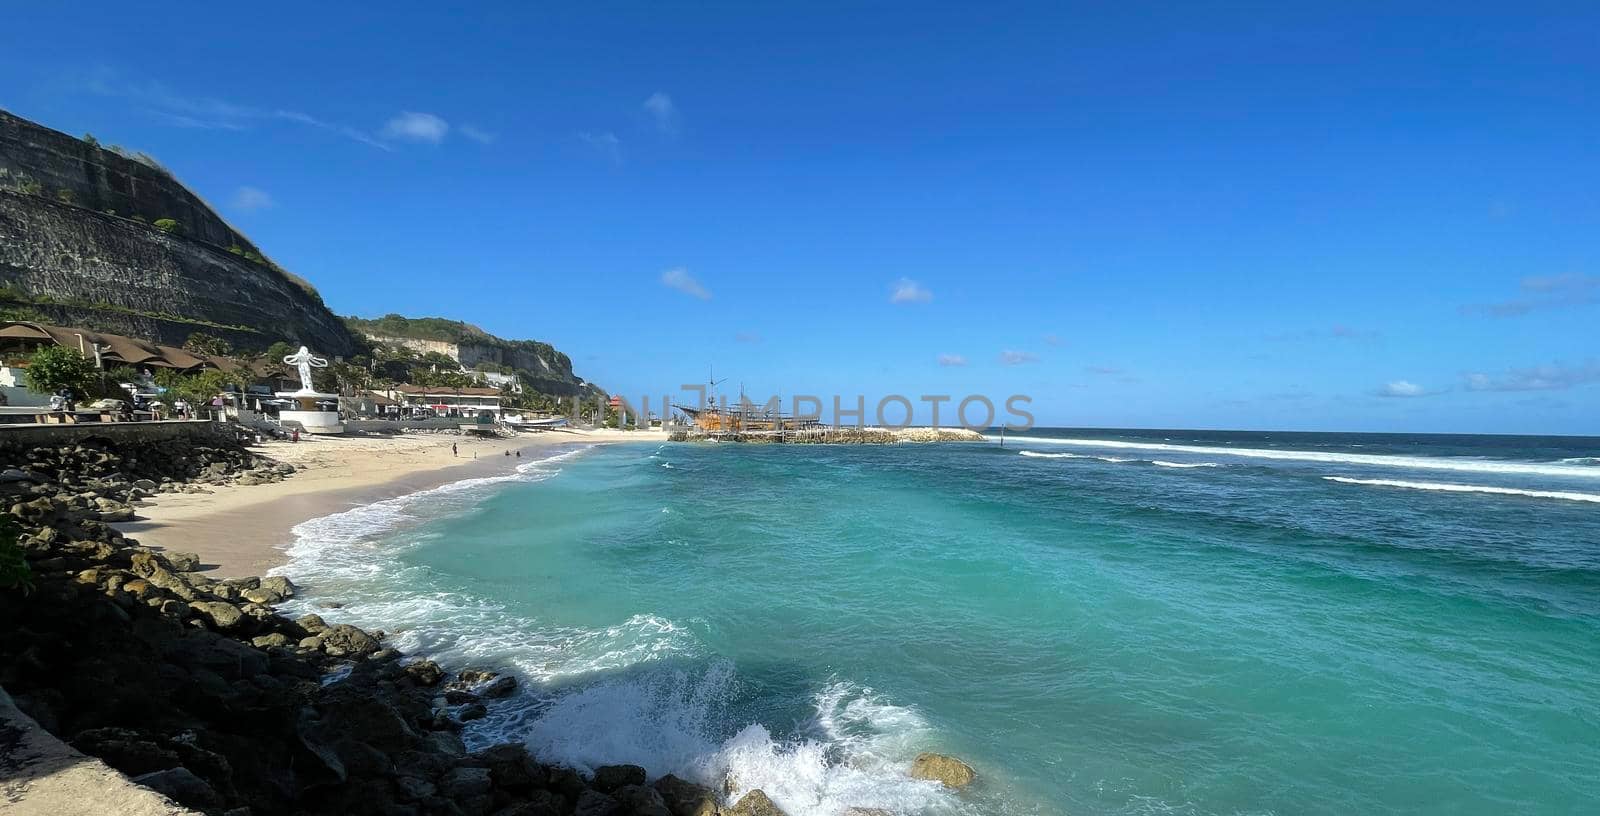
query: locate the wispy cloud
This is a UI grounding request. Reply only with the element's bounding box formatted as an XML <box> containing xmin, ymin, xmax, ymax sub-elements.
<box><xmin>889</xmin><ymin>278</ymin><xmax>932</xmax><ymax>304</ymax></box>
<box><xmin>77</xmin><ymin>71</ymin><xmax>394</xmax><ymax>151</ymax></box>
<box><xmin>580</xmin><ymin>131</ymin><xmax>622</xmax><ymax>165</ymax></box>
<box><xmin>937</xmin><ymin>354</ymin><xmax>967</xmax><ymax>367</ymax></box>
<box><xmin>1462</xmin><ymin>274</ymin><xmax>1600</xmax><ymax>317</ymax></box>
<box><xmin>1043</xmin><ymin>334</ymin><xmax>1062</xmax><ymax>347</ymax></box>
<box><xmin>643</xmin><ymin>92</ymin><xmax>681</xmax><ymax>135</ymax></box>
<box><xmin>999</xmin><ymin>350</ymin><xmax>1037</xmax><ymax>365</ymax></box>
<box><xmin>1464</xmin><ymin>361</ymin><xmax>1600</xmax><ymax>392</ymax></box>
<box><xmin>1376</xmin><ymin>380</ymin><xmax>1440</xmax><ymax>398</ymax></box>
<box><xmin>382</xmin><ymin>111</ymin><xmax>449</xmax><ymax>144</ymax></box>
<box><xmin>1268</xmin><ymin>325</ymin><xmax>1380</xmax><ymax>342</ymax></box>
<box><xmin>1085</xmin><ymin>365</ymin><xmax>1122</xmax><ymax>375</ymax></box>
<box><xmin>459</xmin><ymin>124</ymin><xmax>496</xmax><ymax>144</ymax></box>
<box><xmin>735</xmin><ymin>331</ymin><xmax>761</xmax><ymax>344</ymax></box>
<box><xmin>230</xmin><ymin>186</ymin><xmax>274</xmax><ymax>212</ymax></box>
<box><xmin>661</xmin><ymin>267</ymin><xmax>710</xmax><ymax>300</ymax></box>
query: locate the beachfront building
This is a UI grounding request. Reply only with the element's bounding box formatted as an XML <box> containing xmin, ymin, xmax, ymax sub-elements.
<box><xmin>0</xmin><ymin>320</ymin><xmax>228</xmax><ymax>407</ymax></box>
<box><xmin>384</xmin><ymin>384</ymin><xmax>504</xmax><ymax>418</ymax></box>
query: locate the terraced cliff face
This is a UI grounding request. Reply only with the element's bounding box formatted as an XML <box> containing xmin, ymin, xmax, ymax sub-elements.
<box><xmin>348</xmin><ymin>315</ymin><xmax>592</xmax><ymax>396</ymax></box>
<box><xmin>0</xmin><ymin>109</ymin><xmax>358</xmax><ymax>355</ymax></box>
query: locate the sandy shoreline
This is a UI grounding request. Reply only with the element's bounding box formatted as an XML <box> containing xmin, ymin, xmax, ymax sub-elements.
<box><xmin>114</xmin><ymin>428</ymin><xmax>667</xmax><ymax>577</ymax></box>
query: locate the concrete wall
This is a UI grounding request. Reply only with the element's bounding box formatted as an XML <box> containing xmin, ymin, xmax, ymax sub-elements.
<box><xmin>0</xmin><ymin>686</ymin><xmax>201</xmax><ymax>816</ymax></box>
<box><xmin>0</xmin><ymin>419</ymin><xmax>235</xmax><ymax>455</ymax></box>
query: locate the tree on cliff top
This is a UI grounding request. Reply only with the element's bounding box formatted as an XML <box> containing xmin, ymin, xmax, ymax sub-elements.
<box><xmin>24</xmin><ymin>346</ymin><xmax>97</xmax><ymax>398</ymax></box>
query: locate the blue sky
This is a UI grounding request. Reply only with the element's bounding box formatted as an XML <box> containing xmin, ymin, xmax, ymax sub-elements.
<box><xmin>3</xmin><ymin>2</ymin><xmax>1598</xmax><ymax>434</ymax></box>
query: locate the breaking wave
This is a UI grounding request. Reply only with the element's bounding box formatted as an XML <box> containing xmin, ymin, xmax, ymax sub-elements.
<box><xmin>272</xmin><ymin>443</ymin><xmax>977</xmax><ymax>816</ymax></box>
<box><xmin>998</xmin><ymin>436</ymin><xmax>1600</xmax><ymax>479</ymax></box>
<box><xmin>1018</xmin><ymin>450</ymin><xmax>1217</xmax><ymax>468</ymax></box>
<box><xmin>1322</xmin><ymin>476</ymin><xmax>1600</xmax><ymax>504</ymax></box>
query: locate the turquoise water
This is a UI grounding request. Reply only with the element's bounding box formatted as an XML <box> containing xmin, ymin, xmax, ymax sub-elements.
<box><xmin>277</xmin><ymin>431</ymin><xmax>1600</xmax><ymax>815</ymax></box>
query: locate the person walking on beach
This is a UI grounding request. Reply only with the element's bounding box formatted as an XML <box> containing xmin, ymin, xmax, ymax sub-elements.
<box><xmin>452</xmin><ymin>443</ymin><xmax>458</xmax><ymax>457</ymax></box>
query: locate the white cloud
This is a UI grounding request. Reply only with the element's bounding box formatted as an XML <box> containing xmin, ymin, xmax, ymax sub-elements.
<box><xmin>77</xmin><ymin>70</ymin><xmax>392</xmax><ymax>150</ymax></box>
<box><xmin>382</xmin><ymin>112</ymin><xmax>449</xmax><ymax>143</ymax></box>
<box><xmin>937</xmin><ymin>354</ymin><xmax>967</xmax><ymax>367</ymax></box>
<box><xmin>1085</xmin><ymin>365</ymin><xmax>1122</xmax><ymax>375</ymax></box>
<box><xmin>661</xmin><ymin>267</ymin><xmax>710</xmax><ymax>300</ymax></box>
<box><xmin>580</xmin><ymin>131</ymin><xmax>622</xmax><ymax>164</ymax></box>
<box><xmin>1377</xmin><ymin>380</ymin><xmax>1434</xmax><ymax>398</ymax></box>
<box><xmin>999</xmin><ymin>350</ymin><xmax>1037</xmax><ymax>365</ymax></box>
<box><xmin>1462</xmin><ymin>274</ymin><xmax>1600</xmax><ymax>317</ymax></box>
<box><xmin>1043</xmin><ymin>334</ymin><xmax>1062</xmax><ymax>346</ymax></box>
<box><xmin>1464</xmin><ymin>361</ymin><xmax>1600</xmax><ymax>392</ymax></box>
<box><xmin>459</xmin><ymin>124</ymin><xmax>496</xmax><ymax>144</ymax></box>
<box><xmin>735</xmin><ymin>331</ymin><xmax>761</xmax><ymax>344</ymax></box>
<box><xmin>643</xmin><ymin>92</ymin><xmax>680</xmax><ymax>135</ymax></box>
<box><xmin>230</xmin><ymin>186</ymin><xmax>274</xmax><ymax>212</ymax></box>
<box><xmin>889</xmin><ymin>278</ymin><xmax>932</xmax><ymax>304</ymax></box>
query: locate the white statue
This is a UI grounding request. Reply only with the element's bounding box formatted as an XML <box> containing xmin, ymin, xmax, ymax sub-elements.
<box><xmin>282</xmin><ymin>345</ymin><xmax>328</xmax><ymax>394</ymax></box>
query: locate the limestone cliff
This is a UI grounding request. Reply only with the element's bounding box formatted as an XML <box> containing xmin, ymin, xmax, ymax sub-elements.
<box><xmin>346</xmin><ymin>314</ymin><xmax>592</xmax><ymax>396</ymax></box>
<box><xmin>0</xmin><ymin>109</ymin><xmax>358</xmax><ymax>355</ymax></box>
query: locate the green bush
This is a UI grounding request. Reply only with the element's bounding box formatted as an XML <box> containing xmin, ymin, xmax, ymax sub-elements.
<box><xmin>153</xmin><ymin>218</ymin><xmax>182</xmax><ymax>234</ymax></box>
<box><xmin>55</xmin><ymin>188</ymin><xmax>76</xmax><ymax>205</ymax></box>
<box><xmin>183</xmin><ymin>332</ymin><xmax>233</xmax><ymax>356</ymax></box>
<box><xmin>155</xmin><ymin>368</ymin><xmax>238</xmax><ymax>407</ymax></box>
<box><xmin>19</xmin><ymin>179</ymin><xmax>43</xmax><ymax>195</ymax></box>
<box><xmin>0</xmin><ymin>515</ymin><xmax>30</xmax><ymax>592</ymax></box>
<box><xmin>24</xmin><ymin>346</ymin><xmax>97</xmax><ymax>397</ymax></box>
<box><xmin>262</xmin><ymin>341</ymin><xmax>295</xmax><ymax>363</ymax></box>
<box><xmin>83</xmin><ymin>133</ymin><xmax>99</xmax><ymax>147</ymax></box>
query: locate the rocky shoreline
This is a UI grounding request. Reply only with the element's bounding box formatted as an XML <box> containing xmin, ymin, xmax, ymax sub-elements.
<box><xmin>0</xmin><ymin>433</ymin><xmax>975</xmax><ymax>816</ymax></box>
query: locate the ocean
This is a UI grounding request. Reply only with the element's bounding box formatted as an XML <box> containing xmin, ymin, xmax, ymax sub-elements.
<box><xmin>273</xmin><ymin>429</ymin><xmax>1600</xmax><ymax>815</ymax></box>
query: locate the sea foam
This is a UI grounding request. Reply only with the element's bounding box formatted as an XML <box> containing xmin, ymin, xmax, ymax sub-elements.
<box><xmin>1322</xmin><ymin>476</ymin><xmax>1600</xmax><ymax>504</ymax></box>
<box><xmin>273</xmin><ymin>444</ymin><xmax>971</xmax><ymax>816</ymax></box>
<box><xmin>999</xmin><ymin>436</ymin><xmax>1600</xmax><ymax>479</ymax></box>
<box><xmin>1018</xmin><ymin>450</ymin><xmax>1216</xmax><ymax>468</ymax></box>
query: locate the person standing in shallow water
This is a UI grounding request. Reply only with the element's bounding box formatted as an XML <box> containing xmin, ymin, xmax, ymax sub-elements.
<box><xmin>452</xmin><ymin>443</ymin><xmax>458</xmax><ymax>457</ymax></box>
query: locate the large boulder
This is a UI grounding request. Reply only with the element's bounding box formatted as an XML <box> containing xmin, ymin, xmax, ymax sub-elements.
<box><xmin>166</xmin><ymin>551</ymin><xmax>201</xmax><ymax>572</ymax></box>
<box><xmin>188</xmin><ymin>601</ymin><xmax>248</xmax><ymax>632</ymax></box>
<box><xmin>614</xmin><ymin>784</ymin><xmax>672</xmax><ymax>816</ymax></box>
<box><xmin>131</xmin><ymin>766</ymin><xmax>222</xmax><ymax>811</ymax></box>
<box><xmin>319</xmin><ymin>623</ymin><xmax>381</xmax><ymax>657</ymax></box>
<box><xmin>403</xmin><ymin>659</ymin><xmax>446</xmax><ymax>687</ymax></box>
<box><xmin>442</xmin><ymin>766</ymin><xmax>494</xmax><ymax>799</ymax></box>
<box><xmin>654</xmin><ymin>774</ymin><xmax>721</xmax><ymax>816</ymax></box>
<box><xmin>908</xmin><ymin>752</ymin><xmax>976</xmax><ymax>789</ymax></box>
<box><xmin>726</xmin><ymin>789</ymin><xmax>787</xmax><ymax>816</ymax></box>
<box><xmin>592</xmin><ymin>763</ymin><xmax>647</xmax><ymax>792</ymax></box>
<box><xmin>574</xmin><ymin>789</ymin><xmax>624</xmax><ymax>816</ymax></box>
